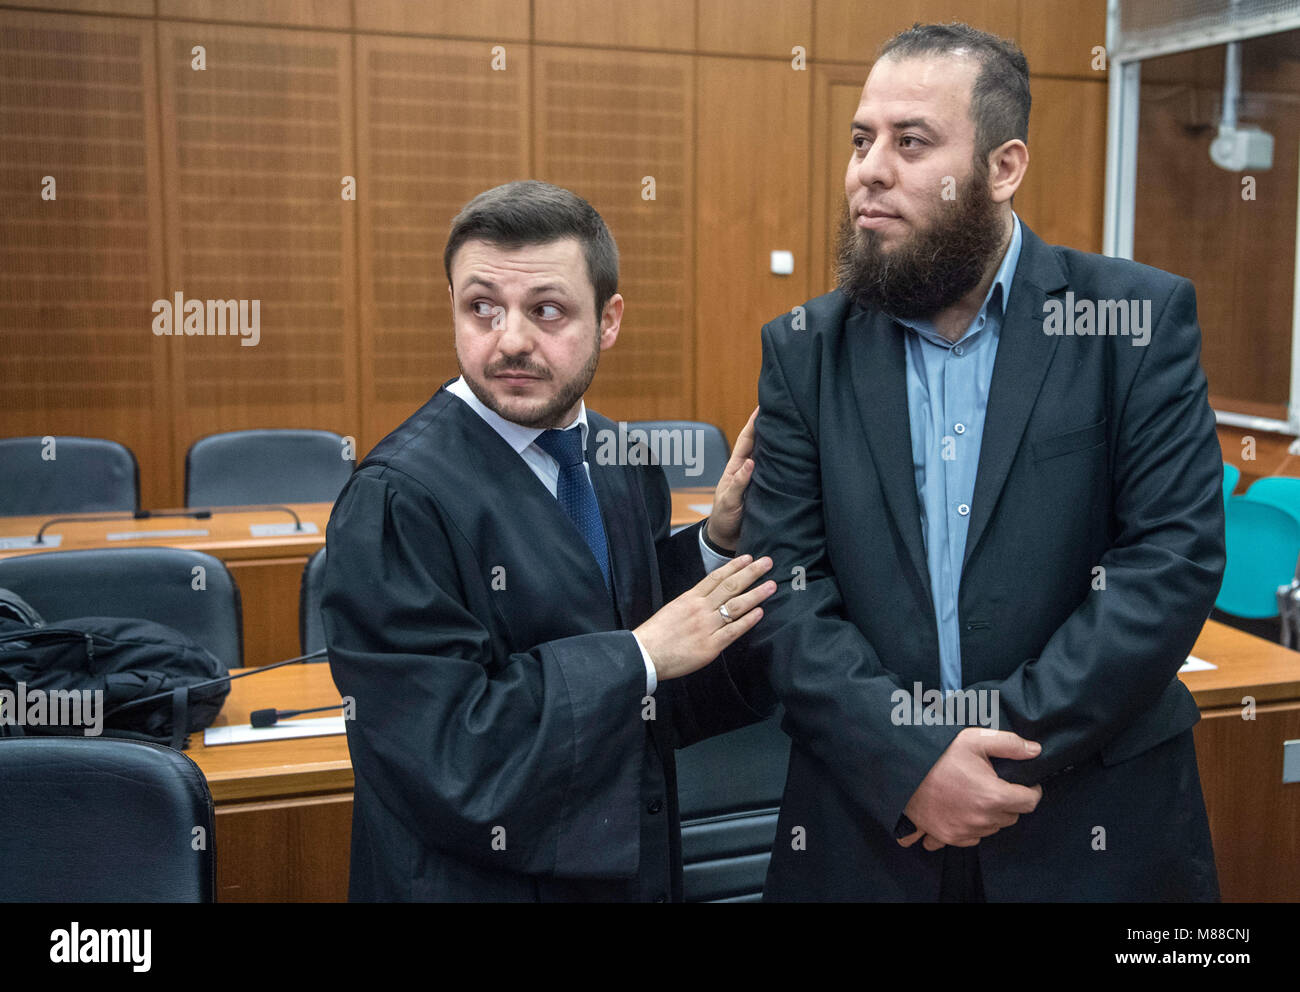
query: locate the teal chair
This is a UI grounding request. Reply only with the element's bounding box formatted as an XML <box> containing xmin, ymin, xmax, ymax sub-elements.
<box><xmin>1217</xmin><ymin>497</ymin><xmax>1300</xmax><ymax>619</ymax></box>
<box><xmin>1222</xmin><ymin>462</ymin><xmax>1240</xmax><ymax>503</ymax></box>
<box><xmin>1243</xmin><ymin>474</ymin><xmax>1300</xmax><ymax>524</ymax></box>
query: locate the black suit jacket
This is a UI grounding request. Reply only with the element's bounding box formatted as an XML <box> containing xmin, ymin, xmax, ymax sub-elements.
<box><xmin>322</xmin><ymin>387</ymin><xmax>767</xmax><ymax>901</ymax></box>
<box><xmin>738</xmin><ymin>223</ymin><xmax>1224</xmax><ymax>901</ymax></box>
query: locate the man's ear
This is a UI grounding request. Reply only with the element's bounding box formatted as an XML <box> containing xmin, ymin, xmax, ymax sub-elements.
<box><xmin>599</xmin><ymin>293</ymin><xmax>623</xmax><ymax>351</ymax></box>
<box><xmin>988</xmin><ymin>139</ymin><xmax>1028</xmax><ymax>204</ymax></box>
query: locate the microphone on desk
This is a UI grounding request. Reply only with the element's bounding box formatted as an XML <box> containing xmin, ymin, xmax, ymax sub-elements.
<box><xmin>103</xmin><ymin>647</ymin><xmax>328</xmax><ymax>720</ymax></box>
<box><xmin>250</xmin><ymin>703</ymin><xmax>345</xmax><ymax>728</ymax></box>
<box><xmin>34</xmin><ymin>508</ymin><xmax>212</xmax><ymax>544</ymax></box>
<box><xmin>33</xmin><ymin>504</ymin><xmax>305</xmax><ymax>544</ymax></box>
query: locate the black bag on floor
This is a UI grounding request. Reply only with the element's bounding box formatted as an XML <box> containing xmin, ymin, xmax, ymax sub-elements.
<box><xmin>0</xmin><ymin>587</ymin><xmax>229</xmax><ymax>748</ymax></box>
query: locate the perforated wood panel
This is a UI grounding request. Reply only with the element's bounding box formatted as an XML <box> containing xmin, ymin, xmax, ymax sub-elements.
<box><xmin>534</xmin><ymin>47</ymin><xmax>694</xmax><ymax>421</ymax></box>
<box><xmin>156</xmin><ymin>22</ymin><xmax>358</xmax><ymax>474</ymax></box>
<box><xmin>0</xmin><ymin>10</ymin><xmax>171</xmax><ymax>506</ymax></box>
<box><xmin>356</xmin><ymin>36</ymin><xmax>530</xmax><ymax>448</ymax></box>
<box><xmin>814</xmin><ymin>0</ymin><xmax>1019</xmax><ymax>63</ymax></box>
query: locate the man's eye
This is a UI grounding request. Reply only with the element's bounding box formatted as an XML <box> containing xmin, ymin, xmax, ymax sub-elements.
<box><xmin>853</xmin><ymin>135</ymin><xmax>869</xmax><ymax>150</ymax></box>
<box><xmin>900</xmin><ymin>135</ymin><xmax>925</xmax><ymax>148</ymax></box>
<box><xmin>536</xmin><ymin>304</ymin><xmax>563</xmax><ymax>320</ymax></box>
<box><xmin>471</xmin><ymin>301</ymin><xmax>495</xmax><ymax>317</ymax></box>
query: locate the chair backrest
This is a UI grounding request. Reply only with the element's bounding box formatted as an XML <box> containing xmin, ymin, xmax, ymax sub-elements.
<box><xmin>0</xmin><ymin>737</ymin><xmax>215</xmax><ymax>902</ymax></box>
<box><xmin>1217</xmin><ymin>497</ymin><xmax>1300</xmax><ymax>619</ymax></box>
<box><xmin>625</xmin><ymin>421</ymin><xmax>729</xmax><ymax>490</ymax></box>
<box><xmin>185</xmin><ymin>429</ymin><xmax>355</xmax><ymax>507</ymax></box>
<box><xmin>300</xmin><ymin>546</ymin><xmax>327</xmax><ymax>655</ymax></box>
<box><xmin>676</xmin><ymin>712</ymin><xmax>790</xmax><ymax>902</ymax></box>
<box><xmin>0</xmin><ymin>548</ymin><xmax>242</xmax><ymax>668</ymax></box>
<box><xmin>1222</xmin><ymin>462</ymin><xmax>1240</xmax><ymax>502</ymax></box>
<box><xmin>0</xmin><ymin>436</ymin><xmax>138</xmax><ymax>517</ymax></box>
<box><xmin>1243</xmin><ymin>474</ymin><xmax>1300</xmax><ymax>522</ymax></box>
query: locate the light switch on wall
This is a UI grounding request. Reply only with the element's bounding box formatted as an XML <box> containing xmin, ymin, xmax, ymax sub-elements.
<box><xmin>770</xmin><ymin>250</ymin><xmax>794</xmax><ymax>276</ymax></box>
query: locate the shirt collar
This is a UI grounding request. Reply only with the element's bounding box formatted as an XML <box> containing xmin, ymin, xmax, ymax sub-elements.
<box><xmin>446</xmin><ymin>376</ymin><xmax>589</xmax><ymax>455</ymax></box>
<box><xmin>894</xmin><ymin>212</ymin><xmax>1023</xmax><ymax>345</ymax></box>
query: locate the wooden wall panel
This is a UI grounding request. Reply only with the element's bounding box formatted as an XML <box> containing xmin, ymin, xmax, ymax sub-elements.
<box><xmin>1134</xmin><ymin>38</ymin><xmax>1299</xmax><ymax>416</ymax></box>
<box><xmin>0</xmin><ymin>9</ymin><xmax>173</xmax><ymax>507</ymax></box>
<box><xmin>811</xmin><ymin>64</ymin><xmax>869</xmax><ymax>294</ymax></box>
<box><xmin>695</xmin><ymin>57</ymin><xmax>811</xmax><ymax>441</ymax></box>
<box><xmin>155</xmin><ymin>22</ymin><xmax>358</xmax><ymax>498</ymax></box>
<box><xmin>1017</xmin><ymin>0</ymin><xmax>1106</xmax><ymax>79</ymax></box>
<box><xmin>157</xmin><ymin>1</ymin><xmax>351</xmax><ymax>30</ymax></box>
<box><xmin>355</xmin><ymin>0</ymin><xmax>530</xmax><ymax>40</ymax></box>
<box><xmin>534</xmin><ymin>0</ymin><xmax>695</xmax><ymax>51</ymax></box>
<box><xmin>697</xmin><ymin>0</ymin><xmax>811</xmax><ymax>59</ymax></box>
<box><xmin>534</xmin><ymin>47</ymin><xmax>694</xmax><ymax>421</ymax></box>
<box><xmin>1015</xmin><ymin>76</ymin><xmax>1106</xmax><ymax>252</ymax></box>
<box><xmin>2</xmin><ymin>1</ymin><xmax>154</xmax><ymax>14</ymax></box>
<box><xmin>813</xmin><ymin>0</ymin><xmax>1018</xmax><ymax>64</ymax></box>
<box><xmin>356</xmin><ymin>36</ymin><xmax>531</xmax><ymax>450</ymax></box>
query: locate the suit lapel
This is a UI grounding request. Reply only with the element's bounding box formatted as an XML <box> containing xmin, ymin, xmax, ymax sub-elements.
<box><xmin>846</xmin><ymin>305</ymin><xmax>932</xmax><ymax>594</ymax></box>
<box><xmin>962</xmin><ymin>226</ymin><xmax>1068</xmax><ymax>574</ymax></box>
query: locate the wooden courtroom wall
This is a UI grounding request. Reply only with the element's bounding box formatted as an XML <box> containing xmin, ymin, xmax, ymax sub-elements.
<box><xmin>1</xmin><ymin>0</ymin><xmax>1110</xmax><ymax>509</ymax></box>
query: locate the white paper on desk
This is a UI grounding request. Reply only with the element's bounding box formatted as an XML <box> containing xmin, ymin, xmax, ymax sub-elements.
<box><xmin>107</xmin><ymin>528</ymin><xmax>209</xmax><ymax>541</ymax></box>
<box><xmin>1181</xmin><ymin>655</ymin><xmax>1218</xmax><ymax>672</ymax></box>
<box><xmin>688</xmin><ymin>503</ymin><xmax>713</xmax><ymax>515</ymax></box>
<box><xmin>250</xmin><ymin>521</ymin><xmax>320</xmax><ymax>537</ymax></box>
<box><xmin>203</xmin><ymin>715</ymin><xmax>346</xmax><ymax>746</ymax></box>
<box><xmin>0</xmin><ymin>534</ymin><xmax>62</xmax><ymax>549</ymax></box>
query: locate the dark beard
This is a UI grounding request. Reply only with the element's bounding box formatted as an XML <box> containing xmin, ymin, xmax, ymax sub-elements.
<box><xmin>457</xmin><ymin>337</ymin><xmax>600</xmax><ymax>430</ymax></box>
<box><xmin>835</xmin><ymin>168</ymin><xmax>1007</xmax><ymax>321</ymax></box>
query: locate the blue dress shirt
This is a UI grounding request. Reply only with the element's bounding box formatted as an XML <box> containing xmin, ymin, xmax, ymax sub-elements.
<box><xmin>894</xmin><ymin>215</ymin><xmax>1023</xmax><ymax>692</ymax></box>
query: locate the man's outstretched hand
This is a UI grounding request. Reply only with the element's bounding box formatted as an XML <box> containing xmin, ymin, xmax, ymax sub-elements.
<box><xmin>897</xmin><ymin>728</ymin><xmax>1043</xmax><ymax>851</ymax></box>
<box><xmin>705</xmin><ymin>407</ymin><xmax>757</xmax><ymax>551</ymax></box>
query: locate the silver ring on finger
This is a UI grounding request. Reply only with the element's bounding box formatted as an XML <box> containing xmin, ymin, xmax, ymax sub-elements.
<box><xmin>718</xmin><ymin>602</ymin><xmax>735</xmax><ymax>623</ymax></box>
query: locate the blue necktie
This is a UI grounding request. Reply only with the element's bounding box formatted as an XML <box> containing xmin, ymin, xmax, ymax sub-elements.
<box><xmin>534</xmin><ymin>427</ymin><xmax>611</xmax><ymax>590</ymax></box>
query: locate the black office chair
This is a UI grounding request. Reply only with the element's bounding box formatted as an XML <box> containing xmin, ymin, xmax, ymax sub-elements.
<box><xmin>676</xmin><ymin>712</ymin><xmax>791</xmax><ymax>902</ymax></box>
<box><xmin>626</xmin><ymin>421</ymin><xmax>730</xmax><ymax>489</ymax></box>
<box><xmin>0</xmin><ymin>737</ymin><xmax>215</xmax><ymax>901</ymax></box>
<box><xmin>0</xmin><ymin>548</ymin><xmax>242</xmax><ymax>669</ymax></box>
<box><xmin>299</xmin><ymin>546</ymin><xmax>327</xmax><ymax>656</ymax></box>
<box><xmin>185</xmin><ymin>429</ymin><xmax>355</xmax><ymax>507</ymax></box>
<box><xmin>0</xmin><ymin>436</ymin><xmax>138</xmax><ymax>517</ymax></box>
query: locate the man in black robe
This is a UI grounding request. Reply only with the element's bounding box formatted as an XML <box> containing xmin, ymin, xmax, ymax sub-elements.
<box><xmin>322</xmin><ymin>180</ymin><xmax>775</xmax><ymax>901</ymax></box>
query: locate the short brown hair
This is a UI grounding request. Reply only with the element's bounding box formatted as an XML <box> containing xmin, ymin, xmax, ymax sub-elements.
<box><xmin>443</xmin><ymin>181</ymin><xmax>619</xmax><ymax>316</ymax></box>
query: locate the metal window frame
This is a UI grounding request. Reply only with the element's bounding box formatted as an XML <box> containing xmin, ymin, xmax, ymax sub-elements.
<box><xmin>1104</xmin><ymin>0</ymin><xmax>1300</xmax><ymax>435</ymax></box>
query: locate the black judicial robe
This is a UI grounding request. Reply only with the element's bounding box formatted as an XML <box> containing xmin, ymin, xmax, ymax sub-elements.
<box><xmin>321</xmin><ymin>386</ymin><xmax>770</xmax><ymax>901</ymax></box>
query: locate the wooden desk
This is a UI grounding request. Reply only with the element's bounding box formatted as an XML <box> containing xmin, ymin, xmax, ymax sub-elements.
<box><xmin>670</xmin><ymin>488</ymin><xmax>713</xmax><ymax>528</ymax></box>
<box><xmin>187</xmin><ymin>661</ymin><xmax>352</xmax><ymax>902</ymax></box>
<box><xmin>0</xmin><ymin>504</ymin><xmax>332</xmax><ymax>668</ymax></box>
<box><xmin>1179</xmin><ymin>622</ymin><xmax>1300</xmax><ymax>902</ymax></box>
<box><xmin>191</xmin><ymin>618</ymin><xmax>1300</xmax><ymax>902</ymax></box>
<box><xmin>0</xmin><ymin>493</ymin><xmax>711</xmax><ymax>669</ymax></box>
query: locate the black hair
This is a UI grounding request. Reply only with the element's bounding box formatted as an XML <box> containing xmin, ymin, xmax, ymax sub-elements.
<box><xmin>879</xmin><ymin>22</ymin><xmax>1031</xmax><ymax>160</ymax></box>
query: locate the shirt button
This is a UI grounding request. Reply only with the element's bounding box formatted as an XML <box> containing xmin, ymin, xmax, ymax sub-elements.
<box><xmin>647</xmin><ymin>798</ymin><xmax>663</xmax><ymax>814</ymax></box>
<box><xmin>954</xmin><ymin>423</ymin><xmax>966</xmax><ymax>435</ymax></box>
<box><xmin>953</xmin><ymin>345</ymin><xmax>965</xmax><ymax>357</ymax></box>
<box><xmin>957</xmin><ymin>503</ymin><xmax>970</xmax><ymax>516</ymax></box>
